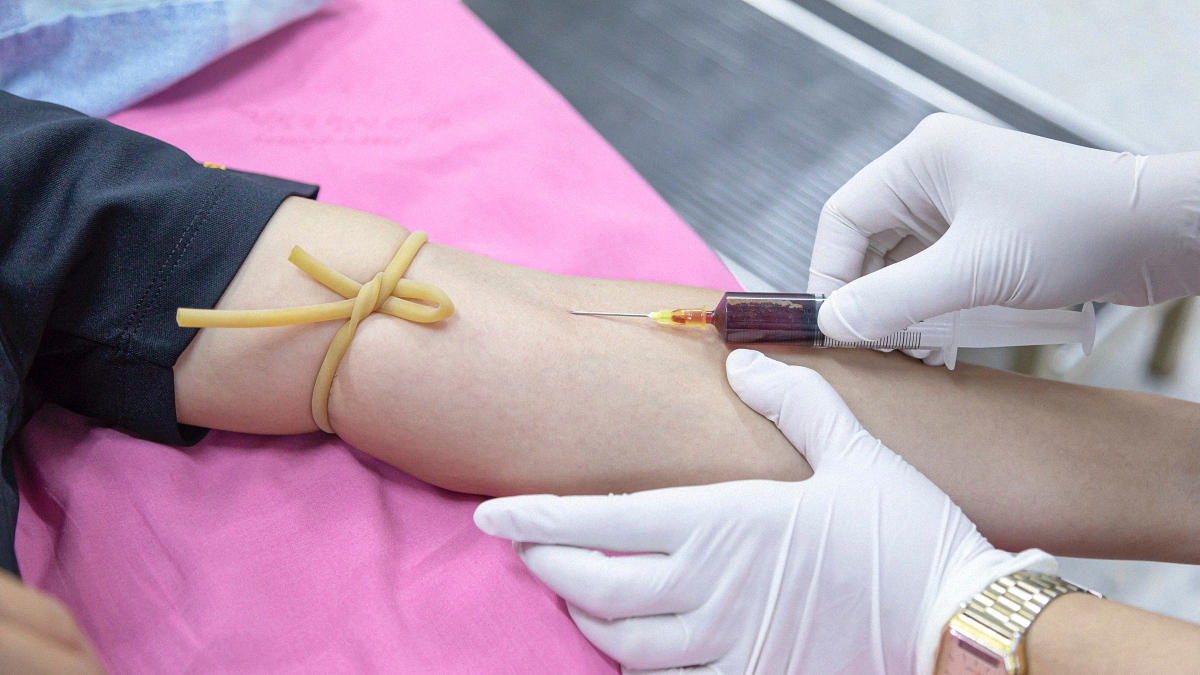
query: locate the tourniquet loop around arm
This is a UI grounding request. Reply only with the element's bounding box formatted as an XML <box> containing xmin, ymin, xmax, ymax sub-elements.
<box><xmin>177</xmin><ymin>231</ymin><xmax>453</xmax><ymax>433</ymax></box>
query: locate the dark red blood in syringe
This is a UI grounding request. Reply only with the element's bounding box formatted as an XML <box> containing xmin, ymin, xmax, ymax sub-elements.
<box><xmin>712</xmin><ymin>293</ymin><xmax>825</xmax><ymax>344</ymax></box>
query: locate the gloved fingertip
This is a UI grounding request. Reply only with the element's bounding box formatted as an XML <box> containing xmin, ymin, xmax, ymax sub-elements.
<box><xmin>474</xmin><ymin>498</ymin><xmax>525</xmax><ymax>538</ymax></box>
<box><xmin>725</xmin><ymin>348</ymin><xmax>766</xmax><ymax>375</ymax></box>
<box><xmin>472</xmin><ymin>500</ymin><xmax>503</xmax><ymax>536</ymax></box>
<box><xmin>725</xmin><ymin>350</ymin><xmax>788</xmax><ymax>397</ymax></box>
<box><xmin>805</xmin><ymin>269</ymin><xmax>844</xmax><ymax>297</ymax></box>
<box><xmin>921</xmin><ymin>349</ymin><xmax>947</xmax><ymax>367</ymax></box>
<box><xmin>817</xmin><ymin>292</ymin><xmax>872</xmax><ymax>342</ymax></box>
<box><xmin>726</xmin><ymin>351</ymin><xmax>808</xmax><ymax>427</ymax></box>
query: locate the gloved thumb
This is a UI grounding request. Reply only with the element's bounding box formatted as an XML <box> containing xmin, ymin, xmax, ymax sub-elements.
<box><xmin>726</xmin><ymin>350</ymin><xmax>866</xmax><ymax>470</ymax></box>
<box><xmin>817</xmin><ymin>239</ymin><xmax>974</xmax><ymax>342</ymax></box>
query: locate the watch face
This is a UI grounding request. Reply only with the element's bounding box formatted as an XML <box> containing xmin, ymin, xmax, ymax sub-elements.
<box><xmin>937</xmin><ymin>635</ymin><xmax>1009</xmax><ymax>675</ymax></box>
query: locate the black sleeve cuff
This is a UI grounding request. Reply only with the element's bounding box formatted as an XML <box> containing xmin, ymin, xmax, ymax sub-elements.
<box><xmin>30</xmin><ymin>168</ymin><xmax>313</xmax><ymax>446</ymax></box>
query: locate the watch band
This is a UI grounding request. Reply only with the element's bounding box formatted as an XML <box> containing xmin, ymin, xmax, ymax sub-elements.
<box><xmin>946</xmin><ymin>570</ymin><xmax>1101</xmax><ymax>674</ymax></box>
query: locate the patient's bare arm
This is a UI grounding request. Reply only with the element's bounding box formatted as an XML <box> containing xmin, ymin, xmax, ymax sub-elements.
<box><xmin>777</xmin><ymin>348</ymin><xmax>1200</xmax><ymax>563</ymax></box>
<box><xmin>175</xmin><ymin>198</ymin><xmax>810</xmax><ymax>495</ymax></box>
<box><xmin>175</xmin><ymin>198</ymin><xmax>1200</xmax><ymax>563</ymax></box>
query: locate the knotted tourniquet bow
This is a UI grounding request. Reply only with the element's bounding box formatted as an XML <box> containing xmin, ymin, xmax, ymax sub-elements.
<box><xmin>177</xmin><ymin>231</ymin><xmax>453</xmax><ymax>433</ymax></box>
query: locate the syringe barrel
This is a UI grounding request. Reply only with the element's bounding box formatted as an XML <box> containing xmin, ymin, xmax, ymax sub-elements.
<box><xmin>712</xmin><ymin>292</ymin><xmax>926</xmax><ymax>348</ymax></box>
<box><xmin>713</xmin><ymin>293</ymin><xmax>821</xmax><ymax>344</ymax></box>
<box><xmin>710</xmin><ymin>293</ymin><xmax>1094</xmax><ymax>362</ymax></box>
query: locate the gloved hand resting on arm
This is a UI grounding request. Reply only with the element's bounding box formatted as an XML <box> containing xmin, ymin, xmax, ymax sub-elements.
<box><xmin>475</xmin><ymin>350</ymin><xmax>1051</xmax><ymax>674</ymax></box>
<box><xmin>810</xmin><ymin>113</ymin><xmax>1200</xmax><ymax>357</ymax></box>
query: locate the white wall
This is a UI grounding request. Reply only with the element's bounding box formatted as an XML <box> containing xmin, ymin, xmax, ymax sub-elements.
<box><xmin>872</xmin><ymin>0</ymin><xmax>1200</xmax><ymax>153</ymax></box>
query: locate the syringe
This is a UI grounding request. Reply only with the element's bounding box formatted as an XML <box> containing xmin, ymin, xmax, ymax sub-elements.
<box><xmin>572</xmin><ymin>292</ymin><xmax>1096</xmax><ymax>370</ymax></box>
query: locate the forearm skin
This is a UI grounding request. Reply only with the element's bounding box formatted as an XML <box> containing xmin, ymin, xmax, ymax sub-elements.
<box><xmin>1027</xmin><ymin>594</ymin><xmax>1200</xmax><ymax>674</ymax></box>
<box><xmin>175</xmin><ymin>198</ymin><xmax>1200</xmax><ymax>563</ymax></box>
<box><xmin>774</xmin><ymin>348</ymin><xmax>1200</xmax><ymax>562</ymax></box>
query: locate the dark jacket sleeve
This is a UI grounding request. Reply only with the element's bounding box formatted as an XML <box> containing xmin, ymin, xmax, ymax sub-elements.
<box><xmin>0</xmin><ymin>91</ymin><xmax>307</xmax><ymax>573</ymax></box>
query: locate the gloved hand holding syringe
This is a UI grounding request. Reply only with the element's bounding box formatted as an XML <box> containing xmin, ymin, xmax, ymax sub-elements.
<box><xmin>573</xmin><ymin>292</ymin><xmax>1095</xmax><ymax>370</ymax></box>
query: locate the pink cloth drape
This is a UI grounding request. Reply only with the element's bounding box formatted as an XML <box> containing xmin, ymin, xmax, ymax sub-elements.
<box><xmin>17</xmin><ymin>0</ymin><xmax>737</xmax><ymax>671</ymax></box>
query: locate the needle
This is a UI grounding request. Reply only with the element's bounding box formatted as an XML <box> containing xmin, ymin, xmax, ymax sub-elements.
<box><xmin>572</xmin><ymin>308</ymin><xmax>712</xmax><ymax>327</ymax></box>
<box><xmin>570</xmin><ymin>310</ymin><xmax>653</xmax><ymax>317</ymax></box>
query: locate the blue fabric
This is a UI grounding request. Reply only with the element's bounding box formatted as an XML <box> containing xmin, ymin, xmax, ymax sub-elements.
<box><xmin>0</xmin><ymin>4</ymin><xmax>24</xmax><ymax>34</ymax></box>
<box><xmin>0</xmin><ymin>0</ymin><xmax>326</xmax><ymax>116</ymax></box>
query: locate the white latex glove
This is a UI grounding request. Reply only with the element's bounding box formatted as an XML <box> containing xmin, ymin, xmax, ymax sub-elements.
<box><xmin>810</xmin><ymin>113</ymin><xmax>1200</xmax><ymax>349</ymax></box>
<box><xmin>475</xmin><ymin>350</ymin><xmax>1053</xmax><ymax>675</ymax></box>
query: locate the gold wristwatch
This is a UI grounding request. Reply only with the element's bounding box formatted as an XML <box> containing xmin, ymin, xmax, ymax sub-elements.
<box><xmin>933</xmin><ymin>570</ymin><xmax>1101</xmax><ymax>675</ymax></box>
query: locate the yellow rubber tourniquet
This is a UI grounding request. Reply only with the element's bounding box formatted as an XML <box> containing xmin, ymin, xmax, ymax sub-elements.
<box><xmin>177</xmin><ymin>231</ymin><xmax>453</xmax><ymax>433</ymax></box>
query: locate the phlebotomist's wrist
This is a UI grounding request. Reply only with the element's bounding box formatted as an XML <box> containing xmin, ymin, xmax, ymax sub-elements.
<box><xmin>929</xmin><ymin>566</ymin><xmax>1100</xmax><ymax>675</ymax></box>
<box><xmin>914</xmin><ymin>548</ymin><xmax>1057</xmax><ymax>675</ymax></box>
